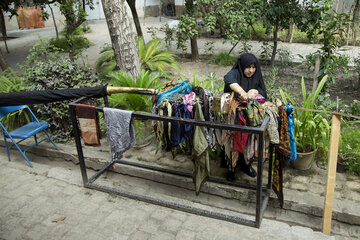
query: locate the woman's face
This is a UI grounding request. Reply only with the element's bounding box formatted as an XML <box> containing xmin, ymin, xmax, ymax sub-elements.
<box><xmin>244</xmin><ymin>63</ymin><xmax>256</xmax><ymax>78</ymax></box>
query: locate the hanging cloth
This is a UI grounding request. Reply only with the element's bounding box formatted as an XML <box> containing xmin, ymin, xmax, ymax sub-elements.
<box><xmin>75</xmin><ymin>104</ymin><xmax>101</xmax><ymax>146</ymax></box>
<box><xmin>156</xmin><ymin>80</ymin><xmax>193</xmax><ymax>104</ymax></box>
<box><xmin>156</xmin><ymin>99</ymin><xmax>172</xmax><ymax>150</ymax></box>
<box><xmin>265</xmin><ymin>106</ymin><xmax>279</xmax><ymax>144</ymax></box>
<box><xmin>103</xmin><ymin>108</ymin><xmax>136</xmax><ymax>159</ymax></box>
<box><xmin>246</xmin><ymin>99</ymin><xmax>265</xmax><ymax>127</ymax></box>
<box><xmin>233</xmin><ymin>110</ymin><xmax>248</xmax><ymax>154</ymax></box>
<box><xmin>171</xmin><ymin>103</ymin><xmax>193</xmax><ymax>147</ymax></box>
<box><xmin>286</xmin><ymin>104</ymin><xmax>297</xmax><ymax>163</ymax></box>
<box><xmin>272</xmin><ymin>105</ymin><xmax>290</xmax><ymax>208</ymax></box>
<box><xmin>192</xmin><ymin>101</ymin><xmax>210</xmax><ymax>195</ymax></box>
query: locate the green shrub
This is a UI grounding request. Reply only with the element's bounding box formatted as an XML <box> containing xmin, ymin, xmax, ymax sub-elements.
<box><xmin>209</xmin><ymin>51</ymin><xmax>237</xmax><ymax>66</ymax></box>
<box><xmin>61</xmin><ymin>23</ymin><xmax>92</xmax><ymax>36</ymax></box>
<box><xmin>108</xmin><ymin>69</ymin><xmax>163</xmax><ymax>112</ymax></box>
<box><xmin>0</xmin><ymin>68</ymin><xmax>30</xmax><ymax>131</ymax></box>
<box><xmin>339</xmin><ymin>127</ymin><xmax>360</xmax><ymax>176</ymax></box>
<box><xmin>246</xmin><ymin>22</ymin><xmax>268</xmax><ymax>40</ymax></box>
<box><xmin>0</xmin><ymin>68</ymin><xmax>26</xmax><ymax>93</ymax></box>
<box><xmin>95</xmin><ymin>44</ymin><xmax>116</xmax><ymax>79</ymax></box>
<box><xmin>96</xmin><ymin>37</ymin><xmax>180</xmax><ymax>79</ymax></box>
<box><xmin>349</xmin><ymin>100</ymin><xmax>360</xmax><ymax>117</ymax></box>
<box><xmin>23</xmin><ymin>57</ymin><xmax>103</xmax><ymax>142</ymax></box>
<box><xmin>137</xmin><ymin>37</ymin><xmax>180</xmax><ymax>77</ymax></box>
<box><xmin>49</xmin><ymin>36</ymin><xmax>91</xmax><ymax>55</ymax></box>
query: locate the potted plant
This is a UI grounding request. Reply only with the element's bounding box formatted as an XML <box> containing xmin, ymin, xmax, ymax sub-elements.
<box><xmin>280</xmin><ymin>75</ymin><xmax>331</xmax><ymax>170</ymax></box>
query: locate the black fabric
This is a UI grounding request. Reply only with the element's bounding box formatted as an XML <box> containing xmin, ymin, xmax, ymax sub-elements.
<box><xmin>224</xmin><ymin>53</ymin><xmax>267</xmax><ymax>99</ymax></box>
<box><xmin>0</xmin><ymin>86</ymin><xmax>107</xmax><ymax>106</ymax></box>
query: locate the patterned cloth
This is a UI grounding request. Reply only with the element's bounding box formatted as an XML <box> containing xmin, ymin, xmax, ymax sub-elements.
<box><xmin>246</xmin><ymin>99</ymin><xmax>265</xmax><ymax>127</ymax></box>
<box><xmin>272</xmin><ymin>105</ymin><xmax>291</xmax><ymax>208</ymax></box>
<box><xmin>183</xmin><ymin>91</ymin><xmax>196</xmax><ymax>113</ymax></box>
<box><xmin>156</xmin><ymin>80</ymin><xmax>193</xmax><ymax>104</ymax></box>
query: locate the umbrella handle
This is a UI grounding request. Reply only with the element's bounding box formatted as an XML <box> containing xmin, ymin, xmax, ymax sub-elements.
<box><xmin>106</xmin><ymin>86</ymin><xmax>158</xmax><ymax>95</ymax></box>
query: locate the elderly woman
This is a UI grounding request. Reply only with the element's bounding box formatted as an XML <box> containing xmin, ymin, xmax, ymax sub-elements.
<box><xmin>223</xmin><ymin>53</ymin><xmax>267</xmax><ymax>179</ymax></box>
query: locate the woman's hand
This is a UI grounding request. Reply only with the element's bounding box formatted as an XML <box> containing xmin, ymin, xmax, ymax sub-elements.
<box><xmin>240</xmin><ymin>91</ymin><xmax>249</xmax><ymax>100</ymax></box>
<box><xmin>247</xmin><ymin>89</ymin><xmax>259</xmax><ymax>99</ymax></box>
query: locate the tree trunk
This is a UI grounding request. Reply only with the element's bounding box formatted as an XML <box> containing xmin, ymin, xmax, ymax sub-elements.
<box><xmin>190</xmin><ymin>36</ymin><xmax>199</xmax><ymax>61</ymax></box>
<box><xmin>49</xmin><ymin>4</ymin><xmax>59</xmax><ymax>39</ymax></box>
<box><xmin>353</xmin><ymin>0</ymin><xmax>360</xmax><ymax>46</ymax></box>
<box><xmin>102</xmin><ymin>0</ymin><xmax>140</xmax><ymax>80</ymax></box>
<box><xmin>0</xmin><ymin>10</ymin><xmax>9</xmax><ymax>53</ymax></box>
<box><xmin>312</xmin><ymin>54</ymin><xmax>320</xmax><ymax>92</ymax></box>
<box><xmin>0</xmin><ymin>48</ymin><xmax>9</xmax><ymax>71</ymax></box>
<box><xmin>185</xmin><ymin>0</ymin><xmax>199</xmax><ymax>61</ymax></box>
<box><xmin>270</xmin><ymin>21</ymin><xmax>279</xmax><ymax>68</ymax></box>
<box><xmin>126</xmin><ymin>0</ymin><xmax>143</xmax><ymax>37</ymax></box>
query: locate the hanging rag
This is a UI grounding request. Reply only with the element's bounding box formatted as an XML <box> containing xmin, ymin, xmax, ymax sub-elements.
<box><xmin>265</xmin><ymin>106</ymin><xmax>279</xmax><ymax>144</ymax></box>
<box><xmin>192</xmin><ymin>101</ymin><xmax>210</xmax><ymax>195</ymax></box>
<box><xmin>171</xmin><ymin>103</ymin><xmax>193</xmax><ymax>147</ymax></box>
<box><xmin>220</xmin><ymin>93</ymin><xmax>231</xmax><ymax>114</ymax></box>
<box><xmin>182</xmin><ymin>91</ymin><xmax>196</xmax><ymax>113</ymax></box>
<box><xmin>103</xmin><ymin>107</ymin><xmax>136</xmax><ymax>159</ymax></box>
<box><xmin>272</xmin><ymin>105</ymin><xmax>291</xmax><ymax>208</ymax></box>
<box><xmin>156</xmin><ymin>99</ymin><xmax>172</xmax><ymax>151</ymax></box>
<box><xmin>233</xmin><ymin>110</ymin><xmax>248</xmax><ymax>154</ymax></box>
<box><xmin>286</xmin><ymin>104</ymin><xmax>297</xmax><ymax>163</ymax></box>
<box><xmin>246</xmin><ymin>99</ymin><xmax>265</xmax><ymax>127</ymax></box>
<box><xmin>75</xmin><ymin>104</ymin><xmax>101</xmax><ymax>146</ymax></box>
<box><xmin>156</xmin><ymin>80</ymin><xmax>193</xmax><ymax>104</ymax></box>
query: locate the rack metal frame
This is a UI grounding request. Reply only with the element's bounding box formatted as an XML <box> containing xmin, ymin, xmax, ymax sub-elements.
<box><xmin>69</xmin><ymin>94</ymin><xmax>273</xmax><ymax>228</ymax></box>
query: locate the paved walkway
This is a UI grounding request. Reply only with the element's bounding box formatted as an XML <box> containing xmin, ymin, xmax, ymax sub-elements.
<box><xmin>0</xmin><ymin>147</ymin><xmax>344</xmax><ymax>240</ymax></box>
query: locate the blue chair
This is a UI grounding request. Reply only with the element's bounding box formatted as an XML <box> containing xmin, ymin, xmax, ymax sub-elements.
<box><xmin>0</xmin><ymin>105</ymin><xmax>59</xmax><ymax>167</ymax></box>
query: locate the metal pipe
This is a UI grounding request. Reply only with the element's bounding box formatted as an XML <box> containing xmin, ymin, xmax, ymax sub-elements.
<box><xmin>87</xmin><ymin>183</ymin><xmax>256</xmax><ymax>227</ymax></box>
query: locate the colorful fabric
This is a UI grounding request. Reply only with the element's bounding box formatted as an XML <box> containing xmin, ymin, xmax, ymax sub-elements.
<box><xmin>156</xmin><ymin>80</ymin><xmax>193</xmax><ymax>104</ymax></box>
<box><xmin>246</xmin><ymin>99</ymin><xmax>265</xmax><ymax>127</ymax></box>
<box><xmin>220</xmin><ymin>93</ymin><xmax>231</xmax><ymax>114</ymax></box>
<box><xmin>233</xmin><ymin>110</ymin><xmax>248</xmax><ymax>154</ymax></box>
<box><xmin>171</xmin><ymin>103</ymin><xmax>193</xmax><ymax>147</ymax></box>
<box><xmin>286</xmin><ymin>104</ymin><xmax>297</xmax><ymax>163</ymax></box>
<box><xmin>272</xmin><ymin>104</ymin><xmax>291</xmax><ymax>208</ymax></box>
<box><xmin>159</xmin><ymin>80</ymin><xmax>176</xmax><ymax>92</ymax></box>
<box><xmin>278</xmin><ymin>105</ymin><xmax>291</xmax><ymax>157</ymax></box>
<box><xmin>183</xmin><ymin>91</ymin><xmax>196</xmax><ymax>113</ymax></box>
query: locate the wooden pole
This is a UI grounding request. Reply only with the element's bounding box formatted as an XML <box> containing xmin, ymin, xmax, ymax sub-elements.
<box><xmin>322</xmin><ymin>114</ymin><xmax>341</xmax><ymax>235</ymax></box>
<box><xmin>312</xmin><ymin>54</ymin><xmax>321</xmax><ymax>92</ymax></box>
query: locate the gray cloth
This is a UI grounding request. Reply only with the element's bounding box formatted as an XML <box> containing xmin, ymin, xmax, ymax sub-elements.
<box><xmin>103</xmin><ymin>107</ymin><xmax>136</xmax><ymax>159</ymax></box>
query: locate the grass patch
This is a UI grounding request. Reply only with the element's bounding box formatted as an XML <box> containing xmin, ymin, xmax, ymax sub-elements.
<box><xmin>209</xmin><ymin>51</ymin><xmax>237</xmax><ymax>66</ymax></box>
<box><xmin>50</xmin><ymin>36</ymin><xmax>91</xmax><ymax>52</ymax></box>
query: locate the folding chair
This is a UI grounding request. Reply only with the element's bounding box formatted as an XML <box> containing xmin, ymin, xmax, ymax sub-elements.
<box><xmin>0</xmin><ymin>105</ymin><xmax>59</xmax><ymax>167</ymax></box>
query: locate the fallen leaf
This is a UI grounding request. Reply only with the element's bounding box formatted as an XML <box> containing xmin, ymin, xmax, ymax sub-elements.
<box><xmin>52</xmin><ymin>217</ymin><xmax>66</xmax><ymax>223</ymax></box>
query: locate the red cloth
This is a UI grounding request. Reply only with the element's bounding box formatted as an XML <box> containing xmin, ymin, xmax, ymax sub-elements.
<box><xmin>233</xmin><ymin>110</ymin><xmax>248</xmax><ymax>153</ymax></box>
<box><xmin>75</xmin><ymin>104</ymin><xmax>101</xmax><ymax>146</ymax></box>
